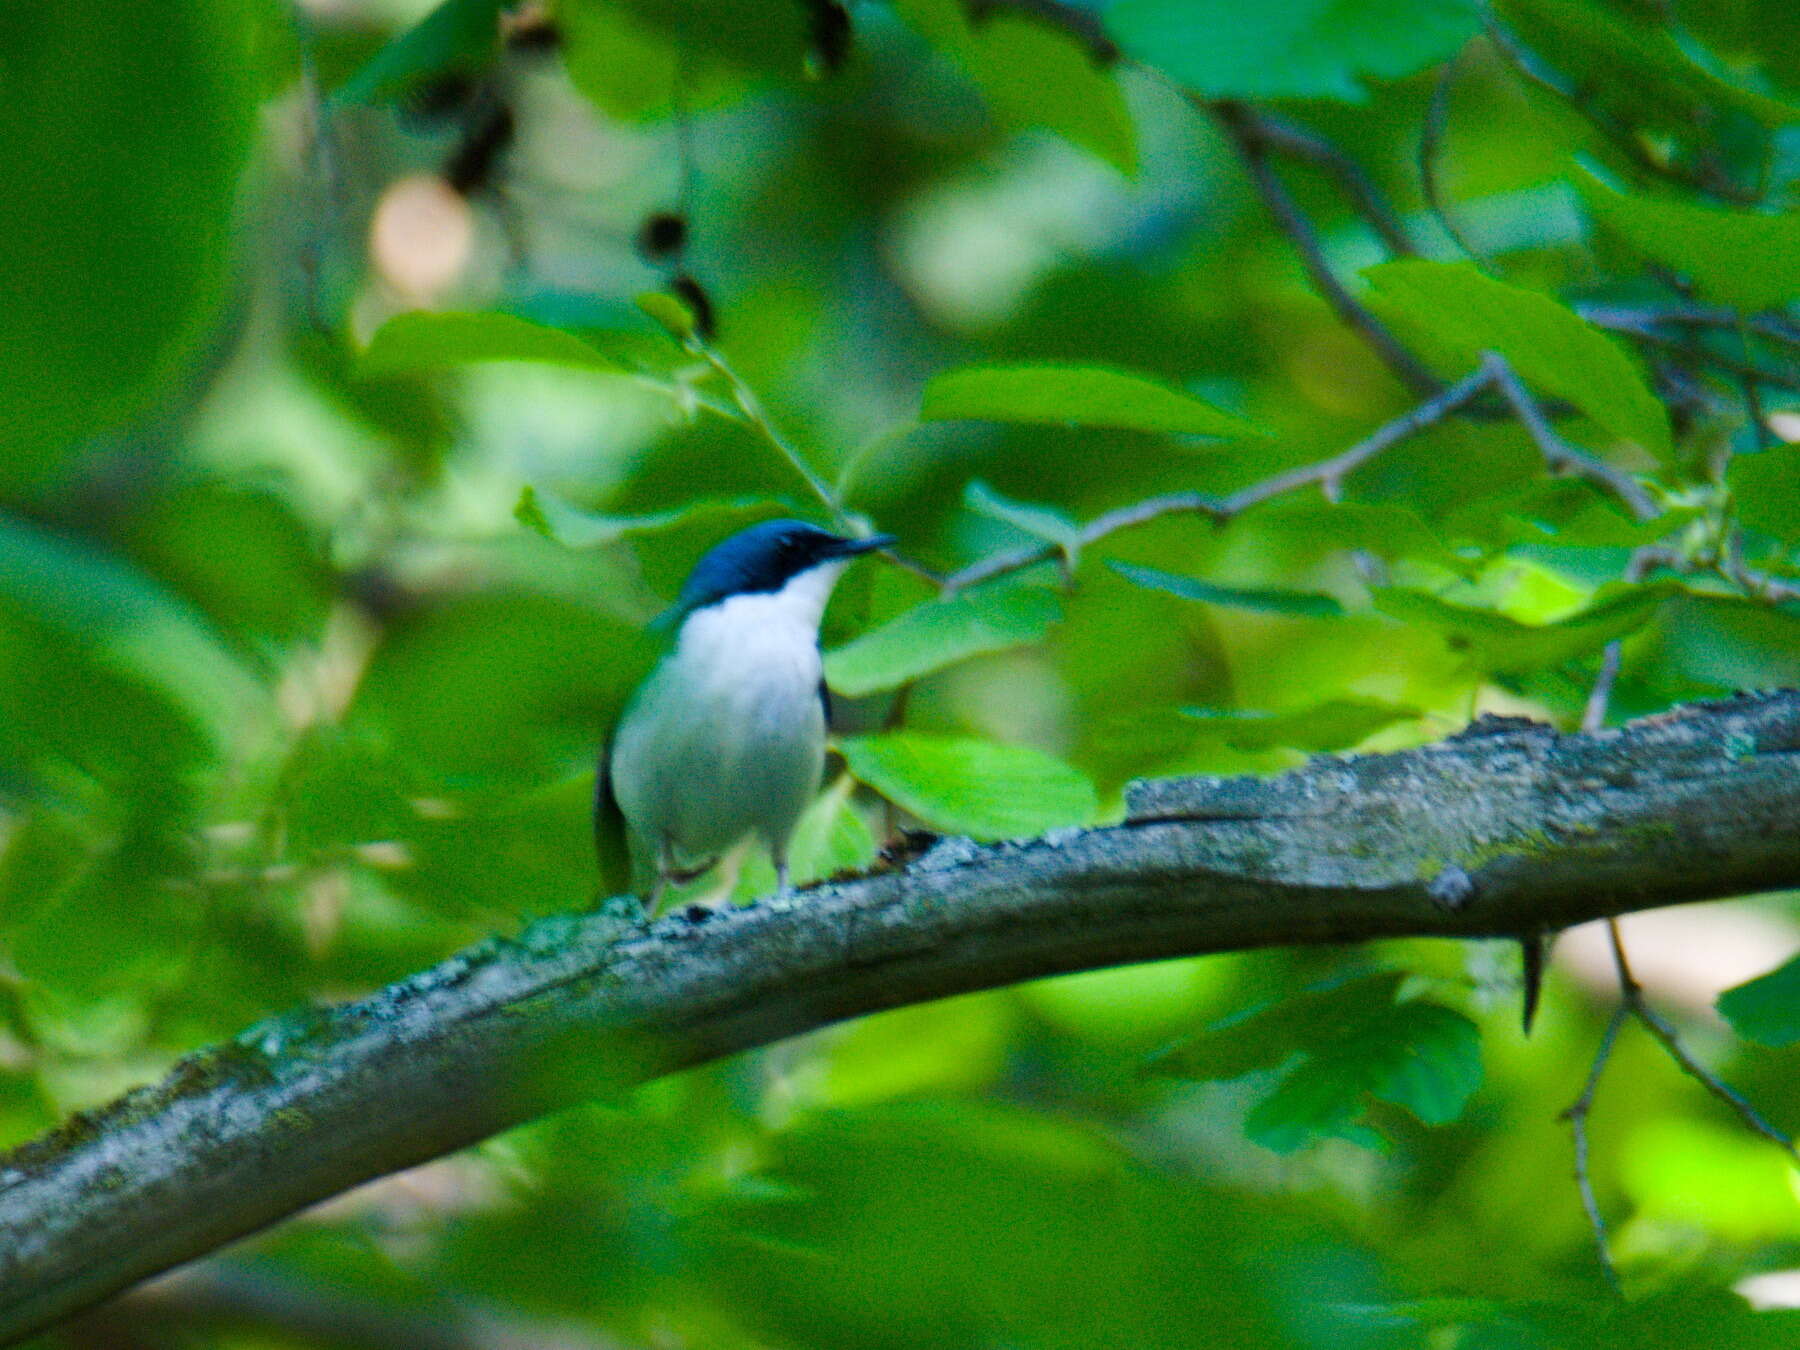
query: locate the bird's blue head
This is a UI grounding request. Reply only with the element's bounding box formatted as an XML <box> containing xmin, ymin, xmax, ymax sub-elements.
<box><xmin>673</xmin><ymin>519</ymin><xmax>894</xmax><ymax>619</ymax></box>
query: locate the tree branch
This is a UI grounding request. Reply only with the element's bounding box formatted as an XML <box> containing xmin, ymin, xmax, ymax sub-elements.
<box><xmin>1210</xmin><ymin>101</ymin><xmax>1443</xmax><ymax>399</ymax></box>
<box><xmin>4</xmin><ymin>693</ymin><xmax>1800</xmax><ymax>1343</ymax></box>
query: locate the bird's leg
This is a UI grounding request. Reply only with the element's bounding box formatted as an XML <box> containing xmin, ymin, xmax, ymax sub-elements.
<box><xmin>773</xmin><ymin>845</ymin><xmax>793</xmax><ymax>900</ymax></box>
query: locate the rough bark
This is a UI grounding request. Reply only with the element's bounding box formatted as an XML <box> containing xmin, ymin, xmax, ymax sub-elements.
<box><xmin>3</xmin><ymin>692</ymin><xmax>1799</xmax><ymax>1343</ymax></box>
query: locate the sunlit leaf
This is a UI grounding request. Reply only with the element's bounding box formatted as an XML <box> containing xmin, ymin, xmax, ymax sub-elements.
<box><xmin>1374</xmin><ymin>582</ymin><xmax>1677</xmax><ymax>673</ymax></box>
<box><xmin>1106</xmin><ymin>0</ymin><xmax>1478</xmax><ymax>101</ymax></box>
<box><xmin>1363</xmin><ymin>261</ymin><xmax>1671</xmax><ymax>457</ymax></box>
<box><xmin>1110</xmin><ymin>560</ymin><xmax>1344</xmax><ymax>617</ymax></box>
<box><xmin>358</xmin><ymin>312</ymin><xmax>626</xmax><ymax>380</ymax></box>
<box><xmin>823</xmin><ymin>579</ymin><xmax>1062</xmax><ymax>696</ymax></box>
<box><xmin>837</xmin><ymin>734</ymin><xmax>1097</xmax><ymax>840</ymax></box>
<box><xmin>1718</xmin><ymin>953</ymin><xmax>1800</xmax><ymax>1046</ymax></box>
<box><xmin>921</xmin><ymin>364</ymin><xmax>1265</xmax><ymax>438</ymax></box>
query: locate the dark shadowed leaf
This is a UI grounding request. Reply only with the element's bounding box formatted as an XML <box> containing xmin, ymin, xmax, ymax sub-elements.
<box><xmin>1106</xmin><ymin>0</ymin><xmax>1478</xmax><ymax>101</ymax></box>
<box><xmin>922</xmin><ymin>364</ymin><xmax>1265</xmax><ymax>438</ymax></box>
<box><xmin>1182</xmin><ymin>700</ymin><xmax>1420</xmax><ymax>753</ymax></box>
<box><xmin>1719</xmin><ymin>954</ymin><xmax>1800</xmax><ymax>1046</ymax></box>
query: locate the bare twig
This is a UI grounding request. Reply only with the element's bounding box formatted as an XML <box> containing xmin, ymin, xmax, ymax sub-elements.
<box><xmin>1418</xmin><ymin>48</ymin><xmax>1490</xmax><ymax>266</ymax></box>
<box><xmin>1479</xmin><ymin>6</ymin><xmax>1758</xmax><ymax>204</ymax></box>
<box><xmin>1242</xmin><ymin>110</ymin><xmax>1420</xmax><ymax>259</ymax></box>
<box><xmin>1211</xmin><ymin>101</ymin><xmax>1442</xmax><ymax>399</ymax></box>
<box><xmin>1607</xmin><ymin>917</ymin><xmax>1795</xmax><ymax>1154</ymax></box>
<box><xmin>688</xmin><ymin>344</ymin><xmax>945</xmax><ymax>585</ymax></box>
<box><xmin>1481</xmin><ymin>352</ymin><xmax>1660</xmax><ymax>520</ymax></box>
<box><xmin>1575</xmin><ymin>304</ymin><xmax>1800</xmax><ymax>350</ymax></box>
<box><xmin>1561</xmin><ymin>1001</ymin><xmax>1628</xmax><ymax>1291</ymax></box>
<box><xmin>942</xmin><ymin>364</ymin><xmax>1497</xmax><ymax>591</ymax></box>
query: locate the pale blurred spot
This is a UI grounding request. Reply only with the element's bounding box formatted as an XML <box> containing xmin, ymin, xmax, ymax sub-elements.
<box><xmin>1558</xmin><ymin>901</ymin><xmax>1800</xmax><ymax>1016</ymax></box>
<box><xmin>1768</xmin><ymin>410</ymin><xmax>1800</xmax><ymax>443</ymax></box>
<box><xmin>369</xmin><ymin>174</ymin><xmax>474</xmax><ymax>304</ymax></box>
<box><xmin>302</xmin><ymin>867</ymin><xmax>349</xmax><ymax>957</ymax></box>
<box><xmin>888</xmin><ymin>140</ymin><xmax>1131</xmax><ymax>331</ymax></box>
<box><xmin>1739</xmin><ymin>1268</ymin><xmax>1800</xmax><ymax>1309</ymax></box>
<box><xmin>1286</xmin><ymin>324</ymin><xmax>1392</xmax><ymax>418</ymax></box>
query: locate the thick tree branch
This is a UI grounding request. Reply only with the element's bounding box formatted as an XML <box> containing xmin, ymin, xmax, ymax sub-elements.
<box><xmin>4</xmin><ymin>693</ymin><xmax>1800</xmax><ymax>1343</ymax></box>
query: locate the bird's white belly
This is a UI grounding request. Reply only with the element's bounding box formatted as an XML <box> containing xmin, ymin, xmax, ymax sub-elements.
<box><xmin>610</xmin><ymin>594</ymin><xmax>827</xmax><ymax>865</ymax></box>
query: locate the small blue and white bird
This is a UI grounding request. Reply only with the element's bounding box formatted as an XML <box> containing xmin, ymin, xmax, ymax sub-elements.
<box><xmin>598</xmin><ymin>519</ymin><xmax>893</xmax><ymax>908</ymax></box>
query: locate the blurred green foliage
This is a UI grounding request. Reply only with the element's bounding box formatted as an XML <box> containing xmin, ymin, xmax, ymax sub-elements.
<box><xmin>4</xmin><ymin>0</ymin><xmax>1800</xmax><ymax>1345</ymax></box>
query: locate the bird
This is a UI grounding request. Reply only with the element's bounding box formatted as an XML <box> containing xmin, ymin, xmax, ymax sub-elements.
<box><xmin>598</xmin><ymin>518</ymin><xmax>894</xmax><ymax>910</ymax></box>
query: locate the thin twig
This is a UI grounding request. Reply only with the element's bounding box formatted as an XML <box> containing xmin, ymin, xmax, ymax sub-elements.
<box><xmin>1607</xmin><ymin>919</ymin><xmax>1796</xmax><ymax>1155</ymax></box>
<box><xmin>1211</xmin><ymin>101</ymin><xmax>1442</xmax><ymax>399</ymax></box>
<box><xmin>1245</xmin><ymin>110</ymin><xmax>1420</xmax><ymax>259</ymax></box>
<box><xmin>1576</xmin><ymin>304</ymin><xmax>1800</xmax><ymax>350</ymax></box>
<box><xmin>1561</xmin><ymin>1001</ymin><xmax>1628</xmax><ymax>1291</ymax></box>
<box><xmin>1479</xmin><ymin>5</ymin><xmax>1758</xmax><ymax>204</ymax></box>
<box><xmin>1591</xmin><ymin>319</ymin><xmax>1800</xmax><ymax>395</ymax></box>
<box><xmin>1481</xmin><ymin>352</ymin><xmax>1660</xmax><ymax>520</ymax></box>
<box><xmin>1418</xmin><ymin>48</ymin><xmax>1490</xmax><ymax>266</ymax></box>
<box><xmin>942</xmin><ymin>364</ymin><xmax>1497</xmax><ymax>591</ymax></box>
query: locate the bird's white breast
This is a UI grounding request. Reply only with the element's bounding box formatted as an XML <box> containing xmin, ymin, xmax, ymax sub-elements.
<box><xmin>609</xmin><ymin>563</ymin><xmax>845</xmax><ymax>865</ymax></box>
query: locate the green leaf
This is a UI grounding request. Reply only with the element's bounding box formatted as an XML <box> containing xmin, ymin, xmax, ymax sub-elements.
<box><xmin>515</xmin><ymin>486</ymin><xmax>783</xmax><ymax>550</ymax></box>
<box><xmin>1182</xmin><ymin>700</ymin><xmax>1420</xmax><ymax>753</ymax></box>
<box><xmin>1105</xmin><ymin>0</ymin><xmax>1478</xmax><ymax>102</ymax></box>
<box><xmin>0</xmin><ymin>0</ymin><xmax>256</xmax><ymax>491</ymax></box>
<box><xmin>894</xmin><ymin>0</ymin><xmax>1136</xmax><ymax>173</ymax></box>
<box><xmin>1729</xmin><ymin>446</ymin><xmax>1800</xmax><ymax>541</ymax></box>
<box><xmin>1109</xmin><ymin>560</ymin><xmax>1344</xmax><ymax>618</ymax></box>
<box><xmin>823</xmin><ymin>579</ymin><xmax>1062</xmax><ymax>696</ymax></box>
<box><xmin>1476</xmin><ymin>479</ymin><xmax>1702</xmax><ymax>549</ymax></box>
<box><xmin>964</xmin><ymin>482</ymin><xmax>1082</xmax><ymax>552</ymax></box>
<box><xmin>1362</xmin><ymin>261</ymin><xmax>1671</xmax><ymax>457</ymax></box>
<box><xmin>921</xmin><ymin>364</ymin><xmax>1265</xmax><ymax>438</ymax></box>
<box><xmin>1578</xmin><ymin>173</ymin><xmax>1800</xmax><ymax>314</ymax></box>
<box><xmin>1718</xmin><ymin>954</ymin><xmax>1800</xmax><ymax>1046</ymax></box>
<box><xmin>1495</xmin><ymin>0</ymin><xmax>1800</xmax><ymax>131</ymax></box>
<box><xmin>837</xmin><ymin>734</ymin><xmax>1097</xmax><ymax>840</ymax></box>
<box><xmin>0</xmin><ymin>513</ymin><xmax>261</xmax><ymax>752</ymax></box>
<box><xmin>335</xmin><ymin>0</ymin><xmax>506</xmax><ymax>105</ymax></box>
<box><xmin>1373</xmin><ymin>582</ymin><xmax>1676</xmax><ymax>673</ymax></box>
<box><xmin>559</xmin><ymin>1</ymin><xmax>740</xmax><ymax>121</ymax></box>
<box><xmin>1245</xmin><ymin>501</ymin><xmax>1461</xmax><ymax>568</ymax></box>
<box><xmin>357</xmin><ymin>312</ymin><xmax>626</xmax><ymax>380</ymax></box>
<box><xmin>1247</xmin><ymin>1002</ymin><xmax>1483</xmax><ymax>1152</ymax></box>
<box><xmin>636</xmin><ymin>291</ymin><xmax>699</xmax><ymax>342</ymax></box>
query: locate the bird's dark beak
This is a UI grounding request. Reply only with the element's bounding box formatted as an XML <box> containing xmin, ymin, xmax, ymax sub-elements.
<box><xmin>831</xmin><ymin>532</ymin><xmax>897</xmax><ymax>558</ymax></box>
